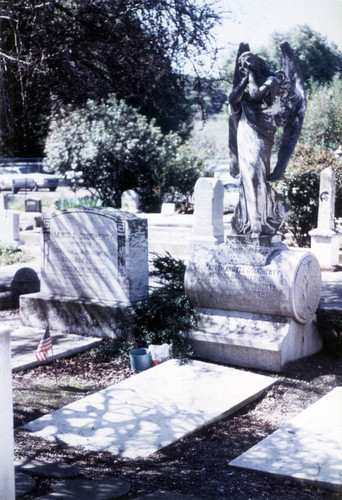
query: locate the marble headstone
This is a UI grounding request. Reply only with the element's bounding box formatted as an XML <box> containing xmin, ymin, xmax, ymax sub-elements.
<box><xmin>184</xmin><ymin>179</ymin><xmax>322</xmax><ymax>372</ymax></box>
<box><xmin>121</xmin><ymin>190</ymin><xmax>140</xmax><ymax>213</ymax></box>
<box><xmin>20</xmin><ymin>208</ymin><xmax>149</xmax><ymax>337</ymax></box>
<box><xmin>193</xmin><ymin>177</ymin><xmax>224</xmax><ymax>245</ymax></box>
<box><xmin>0</xmin><ymin>211</ymin><xmax>20</xmax><ymax>244</ymax></box>
<box><xmin>41</xmin><ymin>208</ymin><xmax>148</xmax><ymax>304</ymax></box>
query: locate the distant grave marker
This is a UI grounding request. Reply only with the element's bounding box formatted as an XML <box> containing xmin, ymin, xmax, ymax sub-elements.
<box><xmin>310</xmin><ymin>167</ymin><xmax>340</xmax><ymax>267</ymax></box>
<box><xmin>25</xmin><ymin>198</ymin><xmax>42</xmax><ymax>213</ymax></box>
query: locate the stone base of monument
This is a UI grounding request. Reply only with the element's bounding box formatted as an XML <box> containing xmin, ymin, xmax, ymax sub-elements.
<box><xmin>20</xmin><ymin>293</ymin><xmax>133</xmax><ymax>339</ymax></box>
<box><xmin>187</xmin><ymin>309</ymin><xmax>322</xmax><ymax>372</ymax></box>
<box><xmin>309</xmin><ymin>228</ymin><xmax>341</xmax><ymax>268</ymax></box>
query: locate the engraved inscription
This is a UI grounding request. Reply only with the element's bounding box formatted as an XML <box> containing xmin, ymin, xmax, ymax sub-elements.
<box><xmin>41</xmin><ymin>208</ymin><xmax>148</xmax><ymax>303</ymax></box>
<box><xmin>49</xmin><ymin>230</ymin><xmax>117</xmax><ymax>279</ymax></box>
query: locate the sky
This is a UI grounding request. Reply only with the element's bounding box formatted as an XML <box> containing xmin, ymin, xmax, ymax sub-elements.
<box><xmin>210</xmin><ymin>0</ymin><xmax>342</xmax><ymax>70</ymax></box>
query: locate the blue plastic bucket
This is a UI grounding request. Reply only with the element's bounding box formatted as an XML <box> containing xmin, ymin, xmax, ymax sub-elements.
<box><xmin>129</xmin><ymin>348</ymin><xmax>151</xmax><ymax>371</ymax></box>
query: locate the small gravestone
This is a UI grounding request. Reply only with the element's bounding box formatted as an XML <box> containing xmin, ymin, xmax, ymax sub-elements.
<box><xmin>20</xmin><ymin>208</ymin><xmax>148</xmax><ymax>337</ymax></box>
<box><xmin>121</xmin><ymin>189</ymin><xmax>140</xmax><ymax>213</ymax></box>
<box><xmin>0</xmin><ymin>268</ymin><xmax>40</xmax><ymax>310</ymax></box>
<box><xmin>309</xmin><ymin>167</ymin><xmax>340</xmax><ymax>267</ymax></box>
<box><xmin>25</xmin><ymin>198</ymin><xmax>42</xmax><ymax>213</ymax></box>
<box><xmin>0</xmin><ymin>327</ymin><xmax>15</xmax><ymax>500</ymax></box>
<box><xmin>192</xmin><ymin>177</ymin><xmax>224</xmax><ymax>246</ymax></box>
<box><xmin>161</xmin><ymin>202</ymin><xmax>176</xmax><ymax>216</ymax></box>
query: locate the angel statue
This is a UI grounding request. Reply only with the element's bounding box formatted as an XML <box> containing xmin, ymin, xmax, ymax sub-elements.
<box><xmin>228</xmin><ymin>41</ymin><xmax>306</xmax><ymax>235</ymax></box>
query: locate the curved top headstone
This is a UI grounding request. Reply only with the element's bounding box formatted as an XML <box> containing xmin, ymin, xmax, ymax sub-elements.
<box><xmin>193</xmin><ymin>177</ymin><xmax>224</xmax><ymax>245</ymax></box>
<box><xmin>41</xmin><ymin>208</ymin><xmax>148</xmax><ymax>304</ymax></box>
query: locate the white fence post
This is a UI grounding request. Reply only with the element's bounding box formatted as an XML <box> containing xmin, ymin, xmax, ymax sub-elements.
<box><xmin>0</xmin><ymin>326</ymin><xmax>15</xmax><ymax>500</ymax></box>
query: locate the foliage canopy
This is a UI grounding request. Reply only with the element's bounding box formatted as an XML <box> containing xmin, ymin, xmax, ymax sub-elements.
<box><xmin>0</xmin><ymin>0</ymin><xmax>220</xmax><ymax>156</ymax></box>
<box><xmin>44</xmin><ymin>94</ymin><xmax>204</xmax><ymax>210</ymax></box>
<box><xmin>221</xmin><ymin>25</ymin><xmax>342</xmax><ymax>92</ymax></box>
<box><xmin>278</xmin><ymin>145</ymin><xmax>342</xmax><ymax>246</ymax></box>
<box><xmin>300</xmin><ymin>76</ymin><xmax>342</xmax><ymax>152</ymax></box>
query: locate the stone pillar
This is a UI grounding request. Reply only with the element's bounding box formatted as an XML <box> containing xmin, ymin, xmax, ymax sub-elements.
<box><xmin>309</xmin><ymin>167</ymin><xmax>340</xmax><ymax>268</ymax></box>
<box><xmin>0</xmin><ymin>192</ymin><xmax>8</xmax><ymax>210</ymax></box>
<box><xmin>0</xmin><ymin>326</ymin><xmax>15</xmax><ymax>500</ymax></box>
<box><xmin>0</xmin><ymin>211</ymin><xmax>20</xmax><ymax>244</ymax></box>
<box><xmin>192</xmin><ymin>177</ymin><xmax>224</xmax><ymax>246</ymax></box>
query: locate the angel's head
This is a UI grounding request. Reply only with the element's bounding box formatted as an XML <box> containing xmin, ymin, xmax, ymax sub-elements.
<box><xmin>238</xmin><ymin>51</ymin><xmax>269</xmax><ymax>82</ymax></box>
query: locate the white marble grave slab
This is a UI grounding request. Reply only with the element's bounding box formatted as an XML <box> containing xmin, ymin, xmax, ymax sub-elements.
<box><xmin>25</xmin><ymin>359</ymin><xmax>274</xmax><ymax>459</ymax></box>
<box><xmin>230</xmin><ymin>387</ymin><xmax>342</xmax><ymax>489</ymax></box>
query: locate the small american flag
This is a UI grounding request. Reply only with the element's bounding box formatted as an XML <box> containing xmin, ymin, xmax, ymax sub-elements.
<box><xmin>35</xmin><ymin>327</ymin><xmax>52</xmax><ymax>362</ymax></box>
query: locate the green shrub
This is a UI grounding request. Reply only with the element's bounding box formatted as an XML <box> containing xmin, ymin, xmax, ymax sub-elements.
<box><xmin>0</xmin><ymin>242</ymin><xmax>31</xmax><ymax>266</ymax></box>
<box><xmin>90</xmin><ymin>253</ymin><xmax>195</xmax><ymax>363</ymax></box>
<box><xmin>7</xmin><ymin>196</ymin><xmax>55</xmax><ymax>212</ymax></box>
<box><xmin>55</xmin><ymin>196</ymin><xmax>103</xmax><ymax>211</ymax></box>
<box><xmin>277</xmin><ymin>144</ymin><xmax>341</xmax><ymax>246</ymax></box>
<box><xmin>44</xmin><ymin>94</ymin><xmax>203</xmax><ymax>211</ymax></box>
<box><xmin>129</xmin><ymin>253</ymin><xmax>195</xmax><ymax>359</ymax></box>
<box><xmin>317</xmin><ymin>310</ymin><xmax>342</xmax><ymax>360</ymax></box>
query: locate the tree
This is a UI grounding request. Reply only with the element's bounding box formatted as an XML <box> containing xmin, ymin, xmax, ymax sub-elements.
<box><xmin>300</xmin><ymin>76</ymin><xmax>342</xmax><ymax>152</ymax></box>
<box><xmin>0</xmin><ymin>0</ymin><xmax>220</xmax><ymax>156</ymax></box>
<box><xmin>277</xmin><ymin>144</ymin><xmax>342</xmax><ymax>246</ymax></box>
<box><xmin>221</xmin><ymin>25</ymin><xmax>342</xmax><ymax>92</ymax></box>
<box><xmin>44</xmin><ymin>94</ymin><xmax>203</xmax><ymax>210</ymax></box>
<box><xmin>261</xmin><ymin>25</ymin><xmax>342</xmax><ymax>90</ymax></box>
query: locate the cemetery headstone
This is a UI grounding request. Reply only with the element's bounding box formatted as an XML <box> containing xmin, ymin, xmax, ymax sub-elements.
<box><xmin>20</xmin><ymin>208</ymin><xmax>148</xmax><ymax>337</ymax></box>
<box><xmin>161</xmin><ymin>202</ymin><xmax>176</xmax><ymax>216</ymax></box>
<box><xmin>0</xmin><ymin>192</ymin><xmax>8</xmax><ymax>210</ymax></box>
<box><xmin>25</xmin><ymin>198</ymin><xmax>42</xmax><ymax>213</ymax></box>
<box><xmin>0</xmin><ymin>268</ymin><xmax>40</xmax><ymax>310</ymax></box>
<box><xmin>309</xmin><ymin>167</ymin><xmax>340</xmax><ymax>267</ymax></box>
<box><xmin>192</xmin><ymin>177</ymin><xmax>224</xmax><ymax>246</ymax></box>
<box><xmin>121</xmin><ymin>189</ymin><xmax>140</xmax><ymax>213</ymax></box>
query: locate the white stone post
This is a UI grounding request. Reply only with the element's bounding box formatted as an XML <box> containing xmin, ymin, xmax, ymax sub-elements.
<box><xmin>0</xmin><ymin>326</ymin><xmax>15</xmax><ymax>500</ymax></box>
<box><xmin>192</xmin><ymin>177</ymin><xmax>224</xmax><ymax>246</ymax></box>
<box><xmin>0</xmin><ymin>211</ymin><xmax>20</xmax><ymax>244</ymax></box>
<box><xmin>309</xmin><ymin>167</ymin><xmax>340</xmax><ymax>268</ymax></box>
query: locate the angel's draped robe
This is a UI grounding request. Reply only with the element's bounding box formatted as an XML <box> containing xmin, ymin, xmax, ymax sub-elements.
<box><xmin>231</xmin><ymin>76</ymin><xmax>289</xmax><ymax>235</ymax></box>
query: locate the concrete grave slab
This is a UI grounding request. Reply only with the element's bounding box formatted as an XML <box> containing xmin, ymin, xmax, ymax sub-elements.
<box><xmin>11</xmin><ymin>327</ymin><xmax>101</xmax><ymax>371</ymax></box>
<box><xmin>25</xmin><ymin>359</ymin><xmax>274</xmax><ymax>459</ymax></box>
<box><xmin>229</xmin><ymin>387</ymin><xmax>342</xmax><ymax>490</ymax></box>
